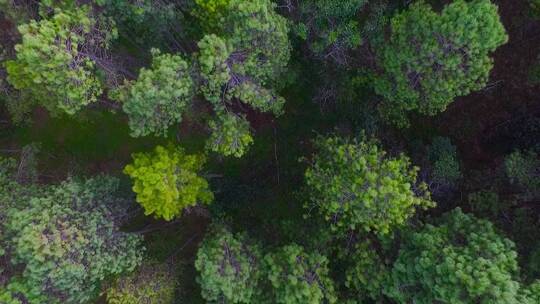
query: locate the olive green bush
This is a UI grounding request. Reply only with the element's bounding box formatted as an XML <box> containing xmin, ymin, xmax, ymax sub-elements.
<box><xmin>106</xmin><ymin>262</ymin><xmax>177</xmax><ymax>304</ymax></box>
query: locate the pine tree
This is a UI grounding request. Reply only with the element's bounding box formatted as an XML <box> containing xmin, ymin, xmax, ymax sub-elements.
<box><xmin>5</xmin><ymin>7</ymin><xmax>111</xmax><ymax>115</ymax></box>
<box><xmin>112</xmin><ymin>49</ymin><xmax>194</xmax><ymax>137</ymax></box>
<box><xmin>305</xmin><ymin>136</ymin><xmax>434</xmax><ymax>235</ymax></box>
<box><xmin>263</xmin><ymin>244</ymin><xmax>337</xmax><ymax>304</ymax></box>
<box><xmin>195</xmin><ymin>225</ymin><xmax>262</xmax><ymax>303</ymax></box>
<box><xmin>386</xmin><ymin>208</ymin><xmax>521</xmax><ymax>304</ymax></box>
<box><xmin>123</xmin><ymin>145</ymin><xmax>213</xmax><ymax>221</ymax></box>
<box><xmin>373</xmin><ymin>0</ymin><xmax>508</xmax><ymax>127</ymax></box>
<box><xmin>0</xmin><ymin>176</ymin><xmax>143</xmax><ymax>304</ymax></box>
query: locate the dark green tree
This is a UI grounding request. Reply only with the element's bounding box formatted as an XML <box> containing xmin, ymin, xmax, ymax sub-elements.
<box><xmin>5</xmin><ymin>6</ymin><xmax>114</xmax><ymax>115</ymax></box>
<box><xmin>505</xmin><ymin>150</ymin><xmax>540</xmax><ymax>200</ymax></box>
<box><xmin>373</xmin><ymin>0</ymin><xmax>508</xmax><ymax>127</ymax></box>
<box><xmin>0</xmin><ymin>176</ymin><xmax>143</xmax><ymax>304</ymax></box>
<box><xmin>263</xmin><ymin>244</ymin><xmax>337</xmax><ymax>304</ymax></box>
<box><xmin>427</xmin><ymin>136</ymin><xmax>461</xmax><ymax>191</ymax></box>
<box><xmin>112</xmin><ymin>49</ymin><xmax>194</xmax><ymax>137</ymax></box>
<box><xmin>195</xmin><ymin>225</ymin><xmax>262</xmax><ymax>303</ymax></box>
<box><xmin>196</xmin><ymin>0</ymin><xmax>290</xmax><ymax>114</ymax></box>
<box><xmin>296</xmin><ymin>0</ymin><xmax>366</xmax><ymax>63</ymax></box>
<box><xmin>305</xmin><ymin>136</ymin><xmax>434</xmax><ymax>235</ymax></box>
<box><xmin>385</xmin><ymin>208</ymin><xmax>521</xmax><ymax>304</ymax></box>
<box><xmin>206</xmin><ymin>113</ymin><xmax>254</xmax><ymax>158</ymax></box>
<box><xmin>344</xmin><ymin>239</ymin><xmax>389</xmax><ymax>302</ymax></box>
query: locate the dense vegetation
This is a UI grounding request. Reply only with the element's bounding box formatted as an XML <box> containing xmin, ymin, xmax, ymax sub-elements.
<box><xmin>1</xmin><ymin>0</ymin><xmax>539</xmax><ymax>303</ymax></box>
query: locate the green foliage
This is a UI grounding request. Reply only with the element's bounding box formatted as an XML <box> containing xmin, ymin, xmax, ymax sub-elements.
<box><xmin>0</xmin><ymin>277</ymin><xmax>48</xmax><ymax>304</ymax></box>
<box><xmin>297</xmin><ymin>0</ymin><xmax>366</xmax><ymax>60</ymax></box>
<box><xmin>113</xmin><ymin>49</ymin><xmax>194</xmax><ymax>137</ymax></box>
<box><xmin>345</xmin><ymin>240</ymin><xmax>388</xmax><ymax>302</ymax></box>
<box><xmin>505</xmin><ymin>150</ymin><xmax>540</xmax><ymax>199</ymax></box>
<box><xmin>519</xmin><ymin>281</ymin><xmax>540</xmax><ymax>303</ymax></box>
<box><xmin>206</xmin><ymin>113</ymin><xmax>253</xmax><ymax>157</ymax></box>
<box><xmin>196</xmin><ymin>0</ymin><xmax>290</xmax><ymax>115</ymax></box>
<box><xmin>264</xmin><ymin>244</ymin><xmax>336</xmax><ymax>304</ymax></box>
<box><xmin>428</xmin><ymin>137</ymin><xmax>461</xmax><ymax>186</ymax></box>
<box><xmin>195</xmin><ymin>225</ymin><xmax>262</xmax><ymax>303</ymax></box>
<box><xmin>5</xmin><ymin>7</ymin><xmax>106</xmax><ymax>115</ymax></box>
<box><xmin>197</xmin><ymin>34</ymin><xmax>232</xmax><ymax>107</ymax></box>
<box><xmin>468</xmin><ymin>190</ymin><xmax>506</xmax><ymax>219</ymax></box>
<box><xmin>1</xmin><ymin>176</ymin><xmax>143</xmax><ymax>304</ymax></box>
<box><xmin>124</xmin><ymin>145</ymin><xmax>213</xmax><ymax>221</ymax></box>
<box><xmin>373</xmin><ymin>0</ymin><xmax>508</xmax><ymax>127</ymax></box>
<box><xmin>97</xmin><ymin>0</ymin><xmax>179</xmax><ymax>48</ymax></box>
<box><xmin>193</xmin><ymin>0</ymin><xmax>231</xmax><ymax>31</ymax></box>
<box><xmin>530</xmin><ymin>0</ymin><xmax>540</xmax><ymax>18</ymax></box>
<box><xmin>527</xmin><ymin>244</ymin><xmax>540</xmax><ymax>280</ymax></box>
<box><xmin>0</xmin><ymin>155</ymin><xmax>43</xmax><ymax>210</ymax></box>
<box><xmin>106</xmin><ymin>262</ymin><xmax>177</xmax><ymax>304</ymax></box>
<box><xmin>305</xmin><ymin>136</ymin><xmax>434</xmax><ymax>235</ymax></box>
<box><xmin>386</xmin><ymin>208</ymin><xmax>521</xmax><ymax>304</ymax></box>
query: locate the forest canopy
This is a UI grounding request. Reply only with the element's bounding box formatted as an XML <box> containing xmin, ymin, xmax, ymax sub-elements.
<box><xmin>1</xmin><ymin>0</ymin><xmax>539</xmax><ymax>303</ymax></box>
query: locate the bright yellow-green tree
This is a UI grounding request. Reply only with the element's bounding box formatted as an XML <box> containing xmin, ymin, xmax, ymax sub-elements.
<box><xmin>124</xmin><ymin>145</ymin><xmax>213</xmax><ymax>221</ymax></box>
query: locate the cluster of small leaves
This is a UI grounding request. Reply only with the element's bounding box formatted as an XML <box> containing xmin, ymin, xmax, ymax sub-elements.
<box><xmin>305</xmin><ymin>136</ymin><xmax>434</xmax><ymax>235</ymax></box>
<box><xmin>112</xmin><ymin>49</ymin><xmax>194</xmax><ymax>137</ymax></box>
<box><xmin>106</xmin><ymin>262</ymin><xmax>177</xmax><ymax>304</ymax></box>
<box><xmin>296</xmin><ymin>0</ymin><xmax>366</xmax><ymax>60</ymax></box>
<box><xmin>192</xmin><ymin>0</ymin><xmax>231</xmax><ymax>32</ymax></box>
<box><xmin>504</xmin><ymin>150</ymin><xmax>540</xmax><ymax>200</ymax></box>
<box><xmin>264</xmin><ymin>244</ymin><xmax>337</xmax><ymax>304</ymax></box>
<box><xmin>196</xmin><ymin>0</ymin><xmax>290</xmax><ymax>115</ymax></box>
<box><xmin>195</xmin><ymin>225</ymin><xmax>262</xmax><ymax>303</ymax></box>
<box><xmin>5</xmin><ymin>7</ymin><xmax>105</xmax><ymax>115</ymax></box>
<box><xmin>123</xmin><ymin>145</ymin><xmax>213</xmax><ymax>221</ymax></box>
<box><xmin>206</xmin><ymin>113</ymin><xmax>253</xmax><ymax>158</ymax></box>
<box><xmin>519</xmin><ymin>281</ymin><xmax>540</xmax><ymax>303</ymax></box>
<box><xmin>428</xmin><ymin>137</ymin><xmax>461</xmax><ymax>187</ymax></box>
<box><xmin>0</xmin><ymin>155</ymin><xmax>44</xmax><ymax>212</ymax></box>
<box><xmin>345</xmin><ymin>240</ymin><xmax>388</xmax><ymax>302</ymax></box>
<box><xmin>385</xmin><ymin>208</ymin><xmax>521</xmax><ymax>304</ymax></box>
<box><xmin>373</xmin><ymin>0</ymin><xmax>508</xmax><ymax>127</ymax></box>
<box><xmin>468</xmin><ymin>190</ymin><xmax>507</xmax><ymax>219</ymax></box>
<box><xmin>1</xmin><ymin>176</ymin><xmax>143</xmax><ymax>304</ymax></box>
